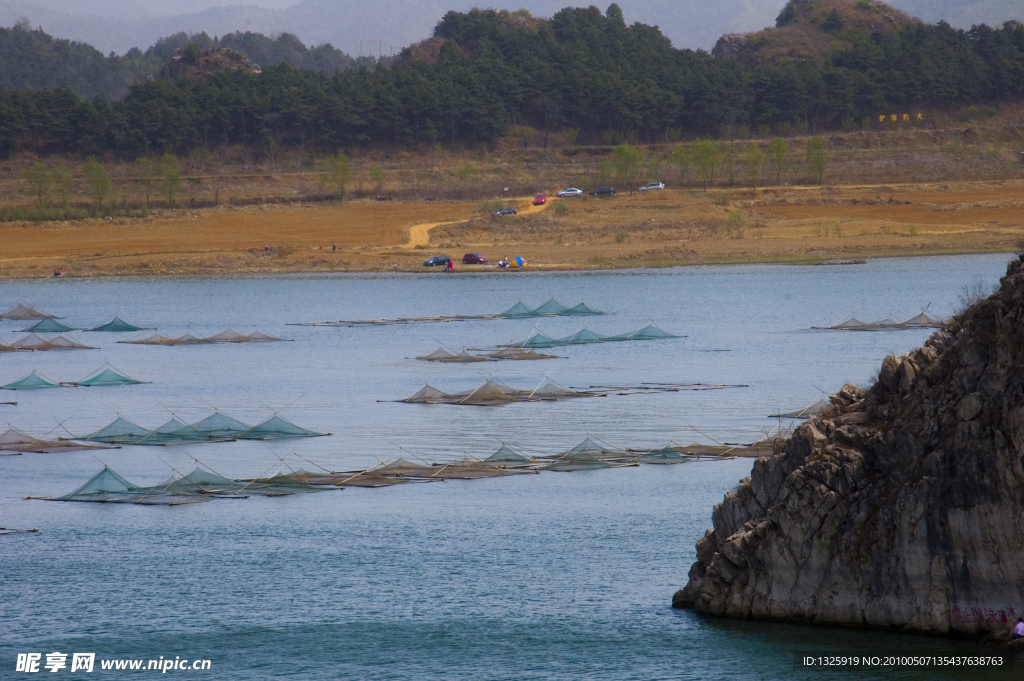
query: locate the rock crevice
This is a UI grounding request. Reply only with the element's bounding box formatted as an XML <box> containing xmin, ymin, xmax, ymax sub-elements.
<box><xmin>674</xmin><ymin>255</ymin><xmax>1024</xmax><ymax>636</ymax></box>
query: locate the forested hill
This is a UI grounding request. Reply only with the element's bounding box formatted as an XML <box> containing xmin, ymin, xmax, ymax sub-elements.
<box><xmin>0</xmin><ymin>22</ymin><xmax>361</xmax><ymax>100</ymax></box>
<box><xmin>1</xmin><ymin>2</ymin><xmax>1023</xmax><ymax>158</ymax></box>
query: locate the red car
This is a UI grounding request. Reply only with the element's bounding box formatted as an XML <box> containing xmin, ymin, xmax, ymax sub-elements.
<box><xmin>462</xmin><ymin>253</ymin><xmax>488</xmax><ymax>264</ymax></box>
<box><xmin>533</xmin><ymin>194</ymin><xmax>546</xmax><ymax>205</ymax></box>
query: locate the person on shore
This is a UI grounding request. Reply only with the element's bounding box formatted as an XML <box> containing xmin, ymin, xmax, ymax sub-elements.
<box><xmin>1014</xmin><ymin>618</ymin><xmax>1024</xmax><ymax>640</ymax></box>
<box><xmin>332</xmin><ymin>242</ymin><xmax>336</xmax><ymax>253</ymax></box>
<box><xmin>446</xmin><ymin>259</ymin><xmax>454</xmax><ymax>273</ymax></box>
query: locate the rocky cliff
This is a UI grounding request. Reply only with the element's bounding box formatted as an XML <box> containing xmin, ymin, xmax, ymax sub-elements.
<box><xmin>674</xmin><ymin>254</ymin><xmax>1024</xmax><ymax>637</ymax></box>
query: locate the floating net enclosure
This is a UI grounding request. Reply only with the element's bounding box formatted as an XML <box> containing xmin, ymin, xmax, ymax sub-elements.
<box><xmin>85</xmin><ymin>316</ymin><xmax>152</xmax><ymax>332</ymax></box>
<box><xmin>238</xmin><ymin>414</ymin><xmax>329</xmax><ymax>440</ymax></box>
<box><xmin>40</xmin><ymin>464</ymin><xmax>325</xmax><ymax>505</ymax></box>
<box><xmin>76</xmin><ymin>411</ymin><xmax>328</xmax><ymax>445</ymax></box>
<box><xmin>541</xmin><ymin>436</ymin><xmax>638</xmax><ymax>471</ymax></box>
<box><xmin>828</xmin><ymin>317</ymin><xmax>867</xmax><ymax>330</ymax></box>
<box><xmin>8</xmin><ymin>333</ymin><xmax>97</xmax><ymax>351</ymax></box>
<box><xmin>507</xmin><ymin>323</ymin><xmax>679</xmax><ymax>348</ymax></box>
<box><xmin>483</xmin><ymin>443</ymin><xmax>538</xmax><ymax>467</ymax></box>
<box><xmin>769</xmin><ymin>399</ymin><xmax>835</xmax><ymax>419</ymax></box>
<box><xmin>533</xmin><ymin>297</ymin><xmax>570</xmax><ymax>315</ymax></box>
<box><xmin>1</xmin><ymin>371</ymin><xmax>61</xmax><ymax>390</ymax></box>
<box><xmin>486</xmin><ymin>347</ymin><xmax>558</xmax><ymax>361</ymax></box>
<box><xmin>245</xmin><ymin>331</ymin><xmax>290</xmax><ymax>342</ymax></box>
<box><xmin>0</xmin><ymin>304</ymin><xmax>58</xmax><ymax>320</ymax></box>
<box><xmin>497</xmin><ymin>302</ymin><xmax>538</xmax><ymax>318</ymax></box>
<box><xmin>75</xmin><ymin>367</ymin><xmax>149</xmax><ymax>387</ymax></box>
<box><xmin>0</xmin><ymin>427</ymin><xmax>114</xmax><ymax>454</ymax></box>
<box><xmin>121</xmin><ymin>329</ymin><xmax>288</xmax><ymax>345</ymax></box>
<box><xmin>561</xmin><ymin>302</ymin><xmax>608</xmax><ymax>316</ymax></box>
<box><xmin>415</xmin><ymin>347</ymin><xmax>490</xmax><ymax>363</ymax></box>
<box><xmin>637</xmin><ymin>444</ymin><xmax>695</xmax><ymax>464</ymax></box>
<box><xmin>900</xmin><ymin>313</ymin><xmax>942</xmax><ymax>328</ymax></box>
<box><xmin>820</xmin><ymin>314</ymin><xmax>943</xmax><ymax>331</ymax></box>
<box><xmin>21</xmin><ymin>318</ymin><xmax>77</xmax><ymax>333</ymax></box>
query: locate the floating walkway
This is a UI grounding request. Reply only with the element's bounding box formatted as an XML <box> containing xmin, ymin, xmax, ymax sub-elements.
<box><xmin>289</xmin><ymin>297</ymin><xmax>609</xmax><ymax>327</ymax></box>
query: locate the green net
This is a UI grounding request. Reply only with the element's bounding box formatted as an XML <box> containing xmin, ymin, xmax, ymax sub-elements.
<box><xmin>533</xmin><ymin>297</ymin><xmax>570</xmax><ymax>315</ymax></box>
<box><xmin>1</xmin><ymin>371</ymin><xmax>61</xmax><ymax>390</ymax></box>
<box><xmin>613</xmin><ymin>323</ymin><xmax>679</xmax><ymax>341</ymax></box>
<box><xmin>77</xmin><ymin>367</ymin><xmax>148</xmax><ymax>387</ymax></box>
<box><xmin>513</xmin><ymin>331</ymin><xmax>560</xmax><ymax>348</ymax></box>
<box><xmin>558</xmin><ymin>327</ymin><xmax>611</xmax><ymax>344</ymax></box>
<box><xmin>497</xmin><ymin>301</ymin><xmax>539</xmax><ymax>318</ymax></box>
<box><xmin>238</xmin><ymin>414</ymin><xmax>329</xmax><ymax>440</ymax></box>
<box><xmin>78</xmin><ymin>411</ymin><xmax>326</xmax><ymax>445</ymax></box>
<box><xmin>21</xmin><ymin>318</ymin><xmax>77</xmax><ymax>333</ymax></box>
<box><xmin>638</xmin><ymin>444</ymin><xmax>694</xmax><ymax>464</ymax></box>
<box><xmin>561</xmin><ymin>302</ymin><xmax>607</xmax><ymax>316</ymax></box>
<box><xmin>85</xmin><ymin>316</ymin><xmax>151</xmax><ymax>332</ymax></box>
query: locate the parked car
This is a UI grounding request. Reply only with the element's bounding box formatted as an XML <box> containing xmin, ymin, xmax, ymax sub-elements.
<box><xmin>589</xmin><ymin>187</ymin><xmax>616</xmax><ymax>196</ymax></box>
<box><xmin>533</xmin><ymin>194</ymin><xmax>546</xmax><ymax>205</ymax></box>
<box><xmin>494</xmin><ymin>207</ymin><xmax>517</xmax><ymax>215</ymax></box>
<box><xmin>639</xmin><ymin>181</ymin><xmax>666</xmax><ymax>191</ymax></box>
<box><xmin>423</xmin><ymin>255</ymin><xmax>451</xmax><ymax>267</ymax></box>
<box><xmin>556</xmin><ymin>188</ymin><xmax>583</xmax><ymax>197</ymax></box>
<box><xmin>462</xmin><ymin>253</ymin><xmax>488</xmax><ymax>265</ymax></box>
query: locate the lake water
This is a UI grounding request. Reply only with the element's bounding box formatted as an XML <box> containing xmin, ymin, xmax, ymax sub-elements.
<box><xmin>1</xmin><ymin>254</ymin><xmax>1020</xmax><ymax>679</ymax></box>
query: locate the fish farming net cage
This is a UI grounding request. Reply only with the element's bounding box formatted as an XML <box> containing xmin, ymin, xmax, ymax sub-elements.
<box><xmin>415</xmin><ymin>347</ymin><xmax>559</xmax><ymax>362</ymax></box>
<box><xmin>768</xmin><ymin>399</ymin><xmax>836</xmax><ymax>419</ymax></box>
<box><xmin>291</xmin><ymin>297</ymin><xmax>611</xmax><ymax>327</ymax></box>
<box><xmin>815</xmin><ymin>313</ymin><xmax>944</xmax><ymax>331</ymax></box>
<box><xmin>119</xmin><ymin>329</ymin><xmax>291</xmax><ymax>345</ymax></box>
<box><xmin>506</xmin><ymin>322</ymin><xmax>680</xmax><ymax>349</ymax></box>
<box><xmin>2</xmin><ymin>366</ymin><xmax>148</xmax><ymax>390</ymax></box>
<box><xmin>0</xmin><ymin>303</ymin><xmax>58</xmax><ymax>320</ymax></box>
<box><xmin>0</xmin><ymin>427</ymin><xmax>115</xmax><ymax>454</ymax></box>
<box><xmin>4</xmin><ymin>334</ymin><xmax>98</xmax><ymax>351</ymax></box>
<box><xmin>34</xmin><ymin>465</ymin><xmax>327</xmax><ymax>505</ymax></box>
<box><xmin>84</xmin><ymin>316</ymin><xmax>152</xmax><ymax>332</ymax></box>
<box><xmin>397</xmin><ymin>377</ymin><xmax>590</xmax><ymax>406</ymax></box>
<box><xmin>396</xmin><ymin>378</ymin><xmax>746</xmax><ymax>406</ymax></box>
<box><xmin>73</xmin><ymin>412</ymin><xmax>330</xmax><ymax>446</ymax></box>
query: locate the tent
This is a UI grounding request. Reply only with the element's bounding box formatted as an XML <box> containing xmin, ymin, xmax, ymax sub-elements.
<box><xmin>509</xmin><ymin>256</ymin><xmax>527</xmax><ymax>268</ymax></box>
<box><xmin>0</xmin><ymin>303</ymin><xmax>58</xmax><ymax>320</ymax></box>
<box><xmin>76</xmin><ymin>367</ymin><xmax>149</xmax><ymax>387</ymax></box>
<box><xmin>534</xmin><ymin>297</ymin><xmax>569</xmax><ymax>315</ymax></box>
<box><xmin>0</xmin><ymin>427</ymin><xmax>114</xmax><ymax>453</ymax></box>
<box><xmin>21</xmin><ymin>318</ymin><xmax>77</xmax><ymax>333</ymax></box>
<box><xmin>85</xmin><ymin>316</ymin><xmax>152</xmax><ymax>332</ymax></box>
<box><xmin>1</xmin><ymin>371</ymin><xmax>61</xmax><ymax>390</ymax></box>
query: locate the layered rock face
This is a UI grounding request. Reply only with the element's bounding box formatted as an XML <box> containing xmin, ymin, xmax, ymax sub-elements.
<box><xmin>675</xmin><ymin>255</ymin><xmax>1024</xmax><ymax>635</ymax></box>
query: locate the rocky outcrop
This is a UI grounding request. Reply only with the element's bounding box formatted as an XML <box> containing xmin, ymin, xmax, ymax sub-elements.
<box><xmin>711</xmin><ymin>33</ymin><xmax>752</xmax><ymax>61</ymax></box>
<box><xmin>159</xmin><ymin>46</ymin><xmax>261</xmax><ymax>80</ymax></box>
<box><xmin>674</xmin><ymin>254</ymin><xmax>1024</xmax><ymax>638</ymax></box>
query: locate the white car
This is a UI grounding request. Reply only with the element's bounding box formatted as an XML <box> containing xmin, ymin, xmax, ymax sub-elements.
<box><xmin>556</xmin><ymin>187</ymin><xmax>584</xmax><ymax>197</ymax></box>
<box><xmin>639</xmin><ymin>182</ymin><xmax>665</xmax><ymax>191</ymax></box>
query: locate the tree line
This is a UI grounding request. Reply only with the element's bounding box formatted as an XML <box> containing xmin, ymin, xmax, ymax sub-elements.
<box><xmin>1</xmin><ymin>4</ymin><xmax>1022</xmax><ymax>158</ymax></box>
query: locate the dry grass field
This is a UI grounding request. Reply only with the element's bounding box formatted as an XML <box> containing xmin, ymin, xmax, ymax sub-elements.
<box><xmin>1</xmin><ymin>178</ymin><xmax>1022</xmax><ymax>278</ymax></box>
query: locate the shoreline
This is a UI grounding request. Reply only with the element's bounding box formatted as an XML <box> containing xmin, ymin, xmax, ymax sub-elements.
<box><xmin>2</xmin><ymin>180</ymin><xmax>1022</xmax><ymax>279</ymax></box>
